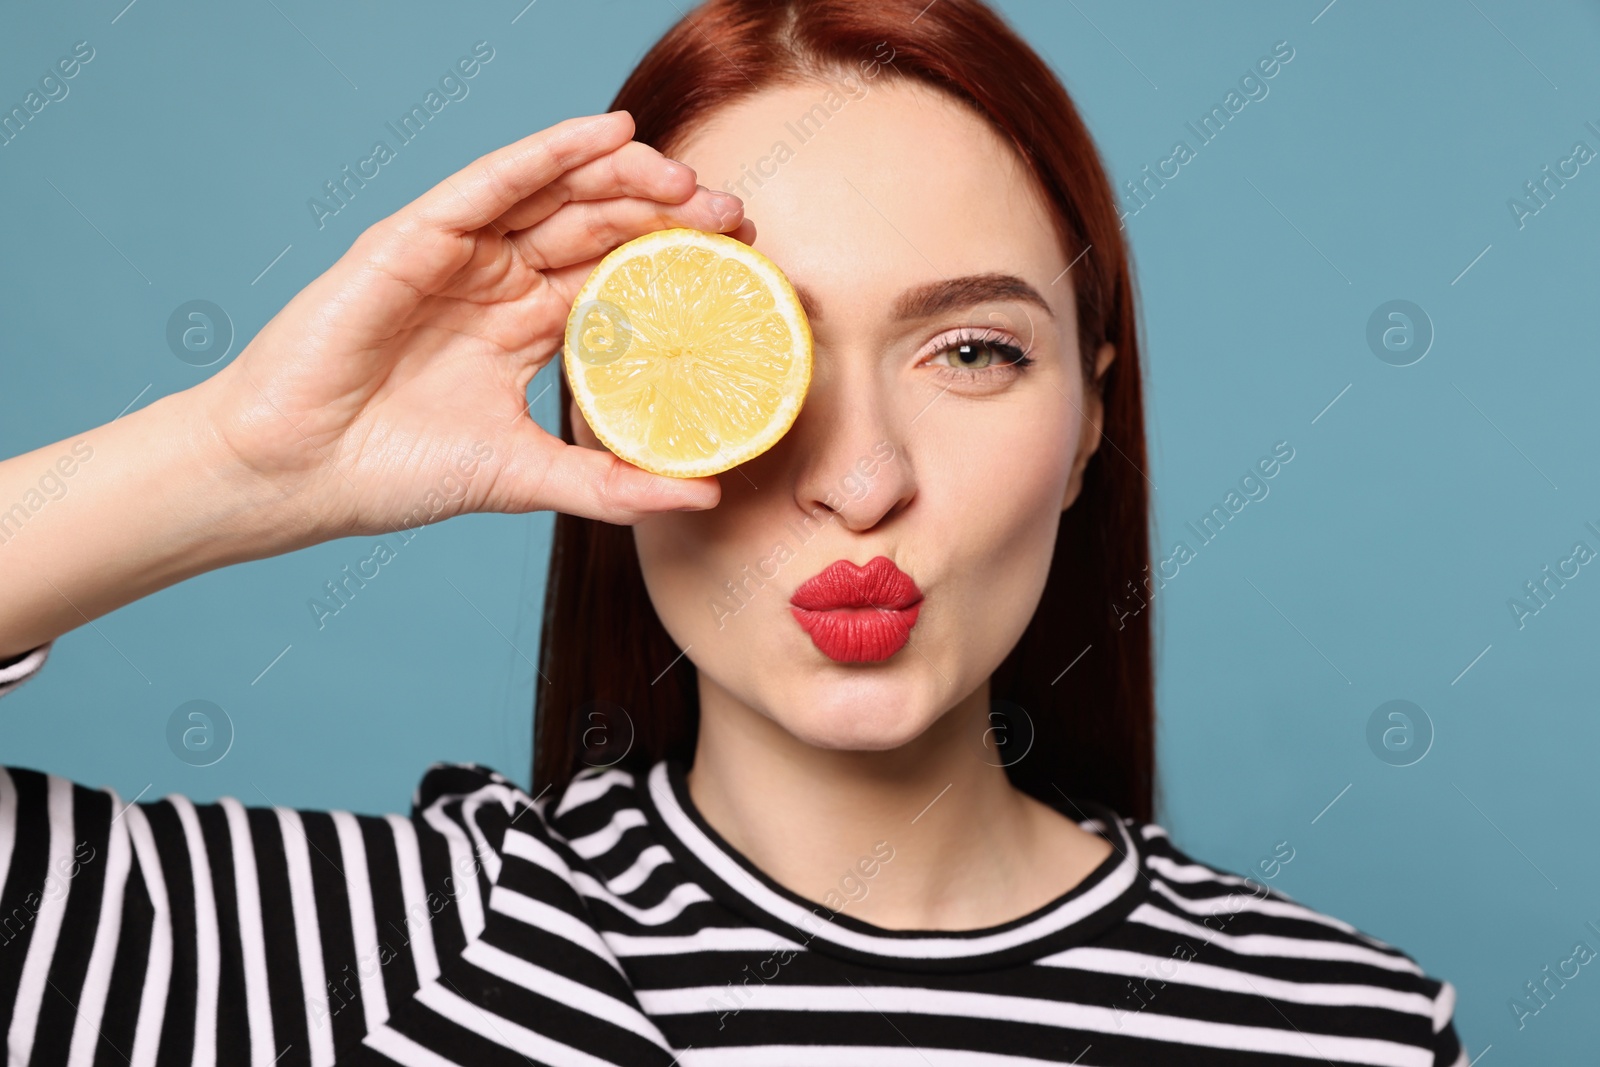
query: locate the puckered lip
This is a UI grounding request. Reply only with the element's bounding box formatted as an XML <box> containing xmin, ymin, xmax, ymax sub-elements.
<box><xmin>789</xmin><ymin>556</ymin><xmax>922</xmax><ymax>611</ymax></box>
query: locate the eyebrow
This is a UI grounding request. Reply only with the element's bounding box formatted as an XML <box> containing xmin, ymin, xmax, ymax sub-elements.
<box><xmin>791</xmin><ymin>272</ymin><xmax>1057</xmax><ymax>325</ymax></box>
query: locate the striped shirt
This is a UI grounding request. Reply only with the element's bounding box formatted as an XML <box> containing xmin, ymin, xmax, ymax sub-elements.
<box><xmin>0</xmin><ymin>646</ymin><xmax>1465</xmax><ymax>1066</ymax></box>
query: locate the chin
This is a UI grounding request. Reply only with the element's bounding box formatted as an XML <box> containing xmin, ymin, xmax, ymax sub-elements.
<box><xmin>771</xmin><ymin>683</ymin><xmax>942</xmax><ymax>753</ymax></box>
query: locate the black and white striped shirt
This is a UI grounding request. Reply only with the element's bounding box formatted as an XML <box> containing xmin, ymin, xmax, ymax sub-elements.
<box><xmin>0</xmin><ymin>646</ymin><xmax>1465</xmax><ymax>1066</ymax></box>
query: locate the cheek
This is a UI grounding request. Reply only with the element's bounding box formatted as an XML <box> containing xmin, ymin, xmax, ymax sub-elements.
<box><xmin>913</xmin><ymin>396</ymin><xmax>1079</xmax><ymax>648</ymax></box>
<box><xmin>631</xmin><ymin>504</ymin><xmax>786</xmax><ymax>651</ymax></box>
<box><xmin>631</xmin><ymin>515</ymin><xmax>711</xmax><ymax>649</ymax></box>
<box><xmin>919</xmin><ymin>398</ymin><xmax>1079</xmax><ymax>531</ymax></box>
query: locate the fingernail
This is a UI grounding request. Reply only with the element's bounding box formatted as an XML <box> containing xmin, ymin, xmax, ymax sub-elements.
<box><xmin>587</xmin><ymin>110</ymin><xmax>629</xmax><ymax>132</ymax></box>
<box><xmin>710</xmin><ymin>192</ymin><xmax>743</xmax><ymax>228</ymax></box>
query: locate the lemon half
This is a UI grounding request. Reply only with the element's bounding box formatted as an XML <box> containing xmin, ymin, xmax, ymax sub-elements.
<box><xmin>563</xmin><ymin>228</ymin><xmax>813</xmax><ymax>479</ymax></box>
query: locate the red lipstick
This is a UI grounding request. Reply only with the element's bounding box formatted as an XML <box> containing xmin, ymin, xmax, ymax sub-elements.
<box><xmin>789</xmin><ymin>556</ymin><xmax>923</xmax><ymax>663</ymax></box>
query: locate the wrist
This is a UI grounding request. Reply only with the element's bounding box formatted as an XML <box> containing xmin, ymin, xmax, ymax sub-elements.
<box><xmin>0</xmin><ymin>380</ymin><xmax>332</xmax><ymax>659</ymax></box>
<box><xmin>148</xmin><ymin>381</ymin><xmax>331</xmax><ymax>568</ymax></box>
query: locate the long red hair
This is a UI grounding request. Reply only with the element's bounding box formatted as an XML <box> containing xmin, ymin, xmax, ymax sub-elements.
<box><xmin>535</xmin><ymin>0</ymin><xmax>1158</xmax><ymax>822</ymax></box>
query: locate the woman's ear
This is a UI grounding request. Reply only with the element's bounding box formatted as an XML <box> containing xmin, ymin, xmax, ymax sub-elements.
<box><xmin>1061</xmin><ymin>342</ymin><xmax>1116</xmax><ymax>512</ymax></box>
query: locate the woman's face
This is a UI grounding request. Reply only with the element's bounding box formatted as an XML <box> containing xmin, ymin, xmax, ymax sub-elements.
<box><xmin>573</xmin><ymin>77</ymin><xmax>1112</xmax><ymax>753</ymax></box>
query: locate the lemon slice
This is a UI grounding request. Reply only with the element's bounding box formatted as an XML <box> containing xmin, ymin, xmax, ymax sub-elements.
<box><xmin>563</xmin><ymin>227</ymin><xmax>813</xmax><ymax>478</ymax></box>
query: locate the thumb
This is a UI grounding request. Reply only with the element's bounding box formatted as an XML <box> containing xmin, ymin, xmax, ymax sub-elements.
<box><xmin>493</xmin><ymin>418</ymin><xmax>721</xmax><ymax>523</ymax></box>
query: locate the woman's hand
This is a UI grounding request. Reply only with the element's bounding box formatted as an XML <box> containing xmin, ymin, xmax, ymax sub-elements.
<box><xmin>0</xmin><ymin>110</ymin><xmax>743</xmax><ymax>660</ymax></box>
<box><xmin>194</xmin><ymin>109</ymin><xmax>738</xmax><ymax>538</ymax></box>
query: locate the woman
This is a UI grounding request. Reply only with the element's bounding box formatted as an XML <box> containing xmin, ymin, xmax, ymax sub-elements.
<box><xmin>0</xmin><ymin>0</ymin><xmax>1463</xmax><ymax>1063</ymax></box>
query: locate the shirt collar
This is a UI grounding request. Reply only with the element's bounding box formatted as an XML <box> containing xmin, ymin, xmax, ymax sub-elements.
<box><xmin>640</xmin><ymin>759</ymin><xmax>1150</xmax><ymax>973</ymax></box>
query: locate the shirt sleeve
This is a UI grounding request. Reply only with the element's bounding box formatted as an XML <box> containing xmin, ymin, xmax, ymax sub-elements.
<box><xmin>0</xmin><ymin>641</ymin><xmax>51</xmax><ymax>698</ymax></box>
<box><xmin>0</xmin><ymin>765</ymin><xmax>471</xmax><ymax>1066</ymax></box>
<box><xmin>1431</xmin><ymin>979</ymin><xmax>1467</xmax><ymax>1066</ymax></box>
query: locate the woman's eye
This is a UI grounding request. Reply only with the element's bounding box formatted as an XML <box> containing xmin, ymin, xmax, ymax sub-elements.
<box><xmin>930</xmin><ymin>335</ymin><xmax>1034</xmax><ymax>374</ymax></box>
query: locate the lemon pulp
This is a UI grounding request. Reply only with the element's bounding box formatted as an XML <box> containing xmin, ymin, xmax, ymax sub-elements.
<box><xmin>563</xmin><ymin>228</ymin><xmax>813</xmax><ymax>479</ymax></box>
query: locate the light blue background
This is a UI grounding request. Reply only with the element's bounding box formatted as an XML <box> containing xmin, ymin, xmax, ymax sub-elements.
<box><xmin>3</xmin><ymin>0</ymin><xmax>1597</xmax><ymax>1056</ymax></box>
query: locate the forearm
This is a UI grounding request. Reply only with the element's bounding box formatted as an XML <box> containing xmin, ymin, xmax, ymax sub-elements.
<box><xmin>0</xmin><ymin>383</ymin><xmax>313</xmax><ymax>660</ymax></box>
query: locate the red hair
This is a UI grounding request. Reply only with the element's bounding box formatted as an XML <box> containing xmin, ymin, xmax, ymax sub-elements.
<box><xmin>536</xmin><ymin>0</ymin><xmax>1158</xmax><ymax>822</ymax></box>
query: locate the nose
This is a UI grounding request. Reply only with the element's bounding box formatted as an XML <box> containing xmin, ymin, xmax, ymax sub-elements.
<box><xmin>786</xmin><ymin>371</ymin><xmax>916</xmax><ymax>533</ymax></box>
